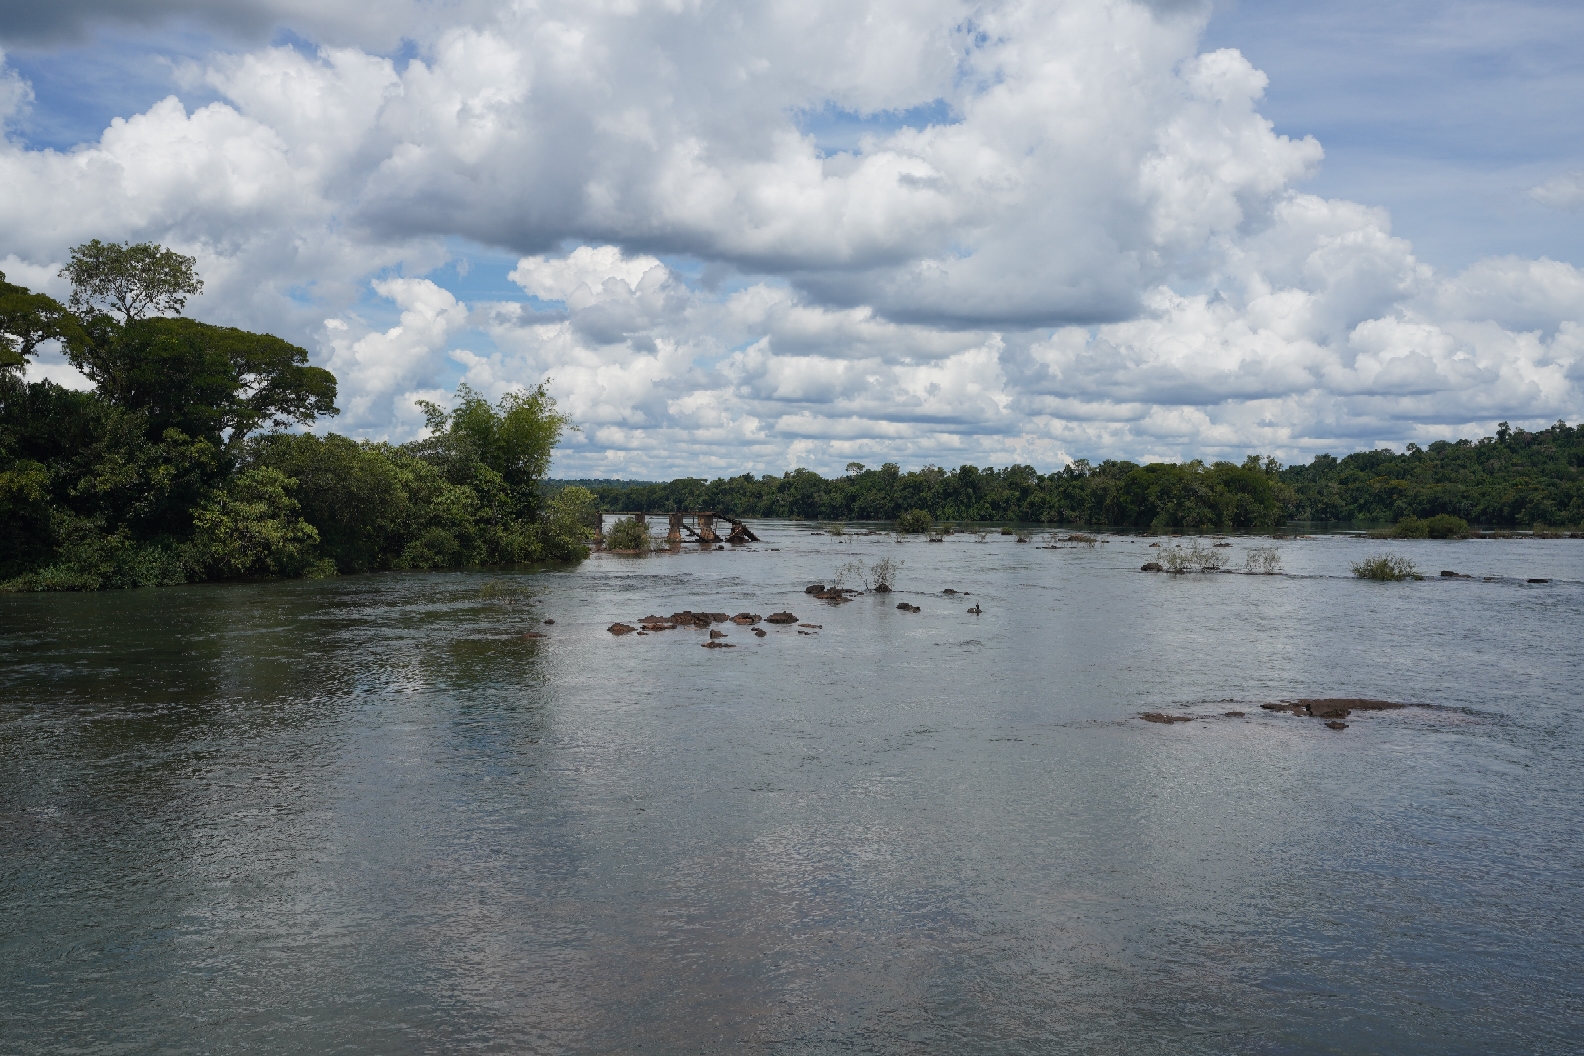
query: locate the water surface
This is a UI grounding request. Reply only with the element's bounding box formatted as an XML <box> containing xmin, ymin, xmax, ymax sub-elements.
<box><xmin>3</xmin><ymin>527</ymin><xmax>1581</xmax><ymax>1054</ymax></box>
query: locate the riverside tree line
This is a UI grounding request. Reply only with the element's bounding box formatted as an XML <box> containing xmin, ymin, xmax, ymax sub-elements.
<box><xmin>0</xmin><ymin>242</ymin><xmax>595</xmax><ymax>591</ymax></box>
<box><xmin>575</xmin><ymin>422</ymin><xmax>1584</xmax><ymax>530</ymax></box>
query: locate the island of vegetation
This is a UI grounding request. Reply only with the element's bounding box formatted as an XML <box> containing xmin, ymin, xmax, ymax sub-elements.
<box><xmin>1</xmin><ymin>241</ymin><xmax>595</xmax><ymax>591</ymax></box>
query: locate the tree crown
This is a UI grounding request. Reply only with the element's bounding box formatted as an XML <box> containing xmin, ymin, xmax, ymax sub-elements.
<box><xmin>61</xmin><ymin>240</ymin><xmax>203</xmax><ymax>322</ymax></box>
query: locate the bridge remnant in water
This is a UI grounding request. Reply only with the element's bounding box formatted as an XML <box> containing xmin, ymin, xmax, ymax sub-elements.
<box><xmin>596</xmin><ymin>511</ymin><xmax>759</xmax><ymax>549</ymax></box>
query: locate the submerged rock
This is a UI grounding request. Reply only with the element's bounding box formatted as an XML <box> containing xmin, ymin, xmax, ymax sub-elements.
<box><xmin>608</xmin><ymin>623</ymin><xmax>636</xmax><ymax>635</ymax></box>
<box><xmin>543</xmin><ymin>619</ymin><xmax>555</xmax><ymax>625</ymax></box>
<box><xmin>1141</xmin><ymin>712</ymin><xmax>1193</xmax><ymax>724</ymax></box>
<box><xmin>1141</xmin><ymin>562</ymin><xmax>1163</xmax><ymax>572</ymax></box>
<box><xmin>752</xmin><ymin>627</ymin><xmax>767</xmax><ymax>637</ymax></box>
<box><xmin>1294</xmin><ymin>698</ymin><xmax>1405</xmax><ymax>715</ymax></box>
<box><xmin>798</xmin><ymin>623</ymin><xmax>822</xmax><ymax>629</ymax></box>
<box><xmin>701</xmin><ymin>640</ymin><xmax>735</xmax><ymax>648</ymax></box>
<box><xmin>1325</xmin><ymin>720</ymin><xmax>1349</xmax><ymax>730</ymax></box>
<box><xmin>1223</xmin><ymin>710</ymin><xmax>1246</xmax><ymax>717</ymax></box>
<box><xmin>709</xmin><ymin>629</ymin><xmax>727</xmax><ymax>639</ymax></box>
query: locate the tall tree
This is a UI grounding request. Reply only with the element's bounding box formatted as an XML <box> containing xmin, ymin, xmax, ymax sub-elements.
<box><xmin>60</xmin><ymin>240</ymin><xmax>203</xmax><ymax>322</ymax></box>
<box><xmin>66</xmin><ymin>317</ymin><xmax>338</xmax><ymax>448</ymax></box>
<box><xmin>0</xmin><ymin>272</ymin><xmax>80</xmax><ymax>379</ymax></box>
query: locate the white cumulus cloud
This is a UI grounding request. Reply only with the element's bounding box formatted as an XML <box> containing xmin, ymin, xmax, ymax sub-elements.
<box><xmin>0</xmin><ymin>0</ymin><xmax>1579</xmax><ymax>475</ymax></box>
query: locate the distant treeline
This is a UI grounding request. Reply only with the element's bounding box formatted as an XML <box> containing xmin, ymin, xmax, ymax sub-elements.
<box><xmin>574</xmin><ymin>420</ymin><xmax>1584</xmax><ymax>530</ymax></box>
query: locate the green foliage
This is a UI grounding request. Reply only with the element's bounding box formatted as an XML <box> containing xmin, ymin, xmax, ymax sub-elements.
<box><xmin>1372</xmin><ymin>513</ymin><xmax>1471</xmax><ymax>539</ymax></box>
<box><xmin>1</xmin><ymin>272</ymin><xmax>82</xmax><ymax>378</ymax></box>
<box><xmin>61</xmin><ymin>240</ymin><xmax>203</xmax><ymax>322</ymax></box>
<box><xmin>0</xmin><ymin>248</ymin><xmax>583</xmax><ymax>591</ymax></box>
<box><xmin>193</xmin><ymin>467</ymin><xmax>319</xmax><ymax>579</ymax></box>
<box><xmin>1282</xmin><ymin>423</ymin><xmax>1583</xmax><ymax>527</ymax></box>
<box><xmin>606</xmin><ymin>515</ymin><xmax>652</xmax><ymax>551</ymax></box>
<box><xmin>67</xmin><ymin>316</ymin><xmax>337</xmax><ymax>448</ymax></box>
<box><xmin>1351</xmin><ymin>554</ymin><xmax>1422</xmax><ymax>581</ymax></box>
<box><xmin>582</xmin><ymin>421</ymin><xmax>1581</xmax><ymax>529</ymax></box>
<box><xmin>896</xmin><ymin>508</ymin><xmax>933</xmax><ymax>533</ymax></box>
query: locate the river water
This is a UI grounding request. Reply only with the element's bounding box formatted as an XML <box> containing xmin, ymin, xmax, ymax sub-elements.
<box><xmin>3</xmin><ymin>526</ymin><xmax>1581</xmax><ymax>1054</ymax></box>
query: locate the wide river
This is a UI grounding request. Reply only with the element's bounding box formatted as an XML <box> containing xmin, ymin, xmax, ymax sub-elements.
<box><xmin>3</xmin><ymin>526</ymin><xmax>1581</xmax><ymax>1054</ymax></box>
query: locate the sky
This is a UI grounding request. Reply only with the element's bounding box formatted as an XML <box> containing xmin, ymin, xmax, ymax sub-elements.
<box><xmin>1</xmin><ymin>0</ymin><xmax>1581</xmax><ymax>478</ymax></box>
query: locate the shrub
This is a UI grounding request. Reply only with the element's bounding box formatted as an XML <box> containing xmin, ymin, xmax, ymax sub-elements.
<box><xmin>868</xmin><ymin>556</ymin><xmax>901</xmax><ymax>591</ymax></box>
<box><xmin>1244</xmin><ymin>546</ymin><xmax>1282</xmax><ymax>574</ymax></box>
<box><xmin>1351</xmin><ymin>553</ymin><xmax>1422</xmax><ymax>580</ymax></box>
<box><xmin>1160</xmin><ymin>539</ymin><xmax>1226</xmax><ymax>573</ymax></box>
<box><xmin>1424</xmin><ymin>514</ymin><xmax>1471</xmax><ymax>539</ymax></box>
<box><xmin>605</xmin><ymin>515</ymin><xmax>651</xmax><ymax>552</ymax></box>
<box><xmin>896</xmin><ymin>509</ymin><xmax>932</xmax><ymax>534</ymax></box>
<box><xmin>1375</xmin><ymin>514</ymin><xmax>1471</xmax><ymax>540</ymax></box>
<box><xmin>193</xmin><ymin>467</ymin><xmax>320</xmax><ymax>579</ymax></box>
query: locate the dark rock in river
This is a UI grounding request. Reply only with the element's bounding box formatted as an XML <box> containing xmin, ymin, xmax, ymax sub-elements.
<box><xmin>709</xmin><ymin>629</ymin><xmax>727</xmax><ymax>639</ymax></box>
<box><xmin>701</xmin><ymin>640</ymin><xmax>735</xmax><ymax>648</ymax></box>
<box><xmin>798</xmin><ymin>623</ymin><xmax>822</xmax><ymax>629</ymax></box>
<box><xmin>1325</xmin><ymin>720</ymin><xmax>1349</xmax><ymax>730</ymax></box>
<box><xmin>1141</xmin><ymin>562</ymin><xmax>1163</xmax><ymax>572</ymax></box>
<box><xmin>1294</xmin><ymin>698</ymin><xmax>1405</xmax><ymax>715</ymax></box>
<box><xmin>730</xmin><ymin>613</ymin><xmax>760</xmax><ymax>625</ymax></box>
<box><xmin>1141</xmin><ymin>712</ymin><xmax>1193</xmax><ymax>724</ymax></box>
<box><xmin>752</xmin><ymin>627</ymin><xmax>767</xmax><ymax>637</ymax></box>
<box><xmin>943</xmin><ymin>588</ymin><xmax>958</xmax><ymax>595</ymax></box>
<box><xmin>766</xmin><ymin>612</ymin><xmax>797</xmax><ymax>624</ymax></box>
<box><xmin>608</xmin><ymin>623</ymin><xmax>636</xmax><ymax>635</ymax></box>
<box><xmin>805</xmin><ymin>584</ymin><xmax>826</xmax><ymax>594</ymax></box>
<box><xmin>873</xmin><ymin>583</ymin><xmax>892</xmax><ymax>593</ymax></box>
<box><xmin>1260</xmin><ymin>701</ymin><xmax>1306</xmax><ymax>714</ymax></box>
<box><xmin>1528</xmin><ymin>578</ymin><xmax>1550</xmax><ymax>584</ymax></box>
<box><xmin>543</xmin><ymin>619</ymin><xmax>555</xmax><ymax>625</ymax></box>
<box><xmin>1223</xmin><ymin>710</ymin><xmax>1246</xmax><ymax>717</ymax></box>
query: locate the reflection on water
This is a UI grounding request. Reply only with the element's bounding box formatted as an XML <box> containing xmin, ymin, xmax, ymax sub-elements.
<box><xmin>3</xmin><ymin>528</ymin><xmax>1582</xmax><ymax>1054</ymax></box>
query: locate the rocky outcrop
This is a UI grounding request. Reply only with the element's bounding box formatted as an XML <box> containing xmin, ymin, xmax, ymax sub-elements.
<box><xmin>766</xmin><ymin>612</ymin><xmax>797</xmax><ymax>624</ymax></box>
<box><xmin>730</xmin><ymin>613</ymin><xmax>761</xmax><ymax>625</ymax></box>
<box><xmin>608</xmin><ymin>623</ymin><xmax>636</xmax><ymax>635</ymax></box>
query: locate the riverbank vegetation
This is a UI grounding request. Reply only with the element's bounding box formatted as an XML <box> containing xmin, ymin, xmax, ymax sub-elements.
<box><xmin>577</xmin><ymin>421</ymin><xmax>1583</xmax><ymax>530</ymax></box>
<box><xmin>1</xmin><ymin>243</ymin><xmax>591</xmax><ymax>591</ymax></box>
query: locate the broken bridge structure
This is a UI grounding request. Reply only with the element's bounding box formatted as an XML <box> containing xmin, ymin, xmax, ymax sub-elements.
<box><xmin>595</xmin><ymin>511</ymin><xmax>760</xmax><ymax>550</ymax></box>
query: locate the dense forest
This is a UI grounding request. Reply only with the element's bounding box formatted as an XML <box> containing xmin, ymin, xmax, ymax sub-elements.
<box><xmin>1</xmin><ymin>242</ymin><xmax>595</xmax><ymax>591</ymax></box>
<box><xmin>579</xmin><ymin>422</ymin><xmax>1584</xmax><ymax>530</ymax></box>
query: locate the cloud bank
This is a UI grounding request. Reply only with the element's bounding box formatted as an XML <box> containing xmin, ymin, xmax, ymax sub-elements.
<box><xmin>2</xmin><ymin>0</ymin><xmax>1580</xmax><ymax>476</ymax></box>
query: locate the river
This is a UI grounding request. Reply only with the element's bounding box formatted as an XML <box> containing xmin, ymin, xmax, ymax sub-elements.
<box><xmin>3</xmin><ymin>526</ymin><xmax>1581</xmax><ymax>1054</ymax></box>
